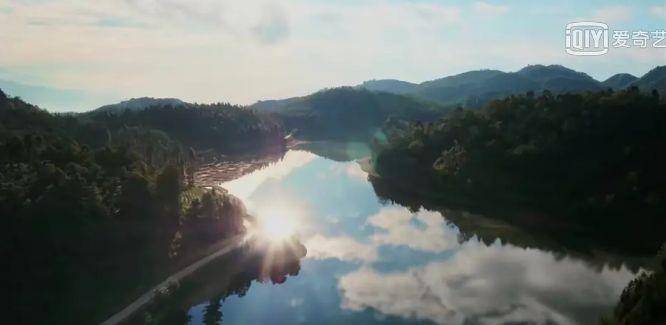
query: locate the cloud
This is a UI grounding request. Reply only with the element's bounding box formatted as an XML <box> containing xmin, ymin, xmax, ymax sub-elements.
<box><xmin>651</xmin><ymin>5</ymin><xmax>666</xmax><ymax>19</ymax></box>
<box><xmin>408</xmin><ymin>3</ymin><xmax>462</xmax><ymax>24</ymax></box>
<box><xmin>338</xmin><ymin>240</ymin><xmax>636</xmax><ymax>325</ymax></box>
<box><xmin>303</xmin><ymin>205</ymin><xmax>460</xmax><ymax>263</ymax></box>
<box><xmin>592</xmin><ymin>5</ymin><xmax>632</xmax><ymax>23</ymax></box>
<box><xmin>328</xmin><ymin>162</ymin><xmax>368</xmax><ymax>181</ymax></box>
<box><xmin>367</xmin><ymin>207</ymin><xmax>459</xmax><ymax>253</ymax></box>
<box><xmin>472</xmin><ymin>2</ymin><xmax>509</xmax><ymax>16</ymax></box>
<box><xmin>304</xmin><ymin>234</ymin><xmax>378</xmax><ymax>262</ymax></box>
<box><xmin>2</xmin><ymin>0</ymin><xmax>663</xmax><ymax>110</ymax></box>
<box><xmin>302</xmin><ymin>206</ymin><xmax>458</xmax><ymax>263</ymax></box>
<box><xmin>252</xmin><ymin>3</ymin><xmax>290</xmax><ymax>44</ymax></box>
<box><xmin>345</xmin><ymin>163</ymin><xmax>367</xmax><ymax>181</ymax></box>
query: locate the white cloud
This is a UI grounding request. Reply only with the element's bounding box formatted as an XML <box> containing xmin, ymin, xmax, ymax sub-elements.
<box><xmin>592</xmin><ymin>5</ymin><xmax>633</xmax><ymax>23</ymax></box>
<box><xmin>0</xmin><ymin>0</ymin><xmax>470</xmax><ymax>108</ymax></box>
<box><xmin>345</xmin><ymin>163</ymin><xmax>367</xmax><ymax>181</ymax></box>
<box><xmin>329</xmin><ymin>162</ymin><xmax>368</xmax><ymax>181</ymax></box>
<box><xmin>472</xmin><ymin>2</ymin><xmax>509</xmax><ymax>16</ymax></box>
<box><xmin>252</xmin><ymin>3</ymin><xmax>290</xmax><ymax>44</ymax></box>
<box><xmin>304</xmin><ymin>234</ymin><xmax>378</xmax><ymax>262</ymax></box>
<box><xmin>303</xmin><ymin>206</ymin><xmax>459</xmax><ymax>263</ymax></box>
<box><xmin>339</xmin><ymin>240</ymin><xmax>636</xmax><ymax>325</ymax></box>
<box><xmin>651</xmin><ymin>5</ymin><xmax>666</xmax><ymax>19</ymax></box>
<box><xmin>367</xmin><ymin>207</ymin><xmax>459</xmax><ymax>253</ymax></box>
<box><xmin>1</xmin><ymin>0</ymin><xmax>663</xmax><ymax>110</ymax></box>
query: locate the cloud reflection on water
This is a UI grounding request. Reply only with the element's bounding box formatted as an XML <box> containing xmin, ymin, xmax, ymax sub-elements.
<box><xmin>216</xmin><ymin>149</ymin><xmax>636</xmax><ymax>325</ymax></box>
<box><xmin>368</xmin><ymin>207</ymin><xmax>460</xmax><ymax>253</ymax></box>
<box><xmin>339</xmin><ymin>240</ymin><xmax>635</xmax><ymax>325</ymax></box>
<box><xmin>305</xmin><ymin>234</ymin><xmax>378</xmax><ymax>262</ymax></box>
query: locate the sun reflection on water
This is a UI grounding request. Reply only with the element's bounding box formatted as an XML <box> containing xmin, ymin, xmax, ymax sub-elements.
<box><xmin>258</xmin><ymin>214</ymin><xmax>297</xmax><ymax>241</ymax></box>
<box><xmin>244</xmin><ymin>204</ymin><xmax>304</xmax><ymax>245</ymax></box>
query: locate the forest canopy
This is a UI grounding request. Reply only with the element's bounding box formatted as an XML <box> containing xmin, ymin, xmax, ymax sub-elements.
<box><xmin>372</xmin><ymin>87</ymin><xmax>665</xmax><ymax>254</ymax></box>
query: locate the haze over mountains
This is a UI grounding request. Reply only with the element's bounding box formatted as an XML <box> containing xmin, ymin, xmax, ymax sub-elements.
<box><xmin>0</xmin><ymin>79</ymin><xmax>117</xmax><ymax>112</ymax></box>
<box><xmin>1</xmin><ymin>64</ymin><xmax>664</xmax><ymax>115</ymax></box>
<box><xmin>239</xmin><ymin>64</ymin><xmax>665</xmax><ymax>140</ymax></box>
<box><xmin>357</xmin><ymin>64</ymin><xmax>666</xmax><ymax>108</ymax></box>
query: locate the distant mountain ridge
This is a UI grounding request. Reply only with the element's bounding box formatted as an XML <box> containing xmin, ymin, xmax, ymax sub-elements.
<box><xmin>94</xmin><ymin>97</ymin><xmax>187</xmax><ymax>114</ymax></box>
<box><xmin>357</xmin><ymin>64</ymin><xmax>666</xmax><ymax>107</ymax></box>
<box><xmin>602</xmin><ymin>73</ymin><xmax>639</xmax><ymax>89</ymax></box>
<box><xmin>631</xmin><ymin>66</ymin><xmax>666</xmax><ymax>93</ymax></box>
<box><xmin>358</xmin><ymin>79</ymin><xmax>418</xmax><ymax>94</ymax></box>
<box><xmin>248</xmin><ymin>64</ymin><xmax>665</xmax><ymax>140</ymax></box>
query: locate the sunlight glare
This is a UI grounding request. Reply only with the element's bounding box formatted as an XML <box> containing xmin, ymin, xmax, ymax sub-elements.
<box><xmin>259</xmin><ymin>214</ymin><xmax>297</xmax><ymax>242</ymax></box>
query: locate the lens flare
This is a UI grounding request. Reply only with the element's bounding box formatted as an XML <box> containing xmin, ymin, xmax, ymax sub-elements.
<box><xmin>259</xmin><ymin>215</ymin><xmax>296</xmax><ymax>241</ymax></box>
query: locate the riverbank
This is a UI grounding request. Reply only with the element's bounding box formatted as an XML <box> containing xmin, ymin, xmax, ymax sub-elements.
<box><xmin>100</xmin><ymin>235</ymin><xmax>246</xmax><ymax>324</ymax></box>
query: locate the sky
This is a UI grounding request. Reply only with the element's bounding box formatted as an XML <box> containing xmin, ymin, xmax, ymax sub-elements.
<box><xmin>0</xmin><ymin>0</ymin><xmax>665</xmax><ymax>111</ymax></box>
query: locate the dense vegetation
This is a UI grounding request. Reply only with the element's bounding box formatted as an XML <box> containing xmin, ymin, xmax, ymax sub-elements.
<box><xmin>602</xmin><ymin>245</ymin><xmax>666</xmax><ymax>325</ymax></box>
<box><xmin>372</xmin><ymin>87</ymin><xmax>665</xmax><ymax>254</ymax></box>
<box><xmin>85</xmin><ymin>101</ymin><xmax>285</xmax><ymax>154</ymax></box>
<box><xmin>0</xmin><ymin>89</ymin><xmax>281</xmax><ymax>324</ymax></box>
<box><xmin>251</xmin><ymin>87</ymin><xmax>447</xmax><ymax>141</ymax></box>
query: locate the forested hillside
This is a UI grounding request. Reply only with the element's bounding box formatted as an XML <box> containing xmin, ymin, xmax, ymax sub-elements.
<box><xmin>0</xmin><ymin>89</ymin><xmax>281</xmax><ymax>324</ymax></box>
<box><xmin>251</xmin><ymin>87</ymin><xmax>447</xmax><ymax>140</ymax></box>
<box><xmin>85</xmin><ymin>102</ymin><xmax>285</xmax><ymax>154</ymax></box>
<box><xmin>371</xmin><ymin>87</ymin><xmax>666</xmax><ymax>254</ymax></box>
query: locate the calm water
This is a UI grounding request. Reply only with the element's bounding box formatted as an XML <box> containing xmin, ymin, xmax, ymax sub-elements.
<box><xmin>186</xmin><ymin>149</ymin><xmax>636</xmax><ymax>325</ymax></box>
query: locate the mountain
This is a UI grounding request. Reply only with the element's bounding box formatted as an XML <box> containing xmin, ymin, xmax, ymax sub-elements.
<box><xmin>413</xmin><ymin>70</ymin><xmax>508</xmax><ymax>105</ymax></box>
<box><xmin>358</xmin><ymin>79</ymin><xmax>418</xmax><ymax>94</ymax></box>
<box><xmin>250</xmin><ymin>87</ymin><xmax>447</xmax><ymax>140</ymax></box>
<box><xmin>94</xmin><ymin>97</ymin><xmax>186</xmax><ymax>114</ymax></box>
<box><xmin>601</xmin><ymin>73</ymin><xmax>638</xmax><ymax>89</ymax></box>
<box><xmin>515</xmin><ymin>64</ymin><xmax>597</xmax><ymax>85</ymax></box>
<box><xmin>356</xmin><ymin>65</ymin><xmax>612</xmax><ymax>107</ymax></box>
<box><xmin>252</xmin><ymin>64</ymin><xmax>666</xmax><ymax>140</ymax></box>
<box><xmin>419</xmin><ymin>69</ymin><xmax>504</xmax><ymax>89</ymax></box>
<box><xmin>87</xmin><ymin>99</ymin><xmax>284</xmax><ymax>153</ymax></box>
<box><xmin>416</xmin><ymin>70</ymin><xmax>542</xmax><ymax>107</ymax></box>
<box><xmin>250</xmin><ymin>97</ymin><xmax>302</xmax><ymax>113</ymax></box>
<box><xmin>632</xmin><ymin>66</ymin><xmax>666</xmax><ymax>95</ymax></box>
<box><xmin>516</xmin><ymin>64</ymin><xmax>602</xmax><ymax>93</ymax></box>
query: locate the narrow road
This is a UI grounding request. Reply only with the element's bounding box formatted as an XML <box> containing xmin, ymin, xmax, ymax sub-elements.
<box><xmin>100</xmin><ymin>235</ymin><xmax>246</xmax><ymax>325</ymax></box>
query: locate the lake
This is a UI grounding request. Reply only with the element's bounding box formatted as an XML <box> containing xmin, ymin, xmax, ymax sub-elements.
<box><xmin>183</xmin><ymin>147</ymin><xmax>637</xmax><ymax>325</ymax></box>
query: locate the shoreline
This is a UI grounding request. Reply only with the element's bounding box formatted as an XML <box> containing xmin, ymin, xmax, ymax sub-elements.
<box><xmin>100</xmin><ymin>235</ymin><xmax>246</xmax><ymax>325</ymax></box>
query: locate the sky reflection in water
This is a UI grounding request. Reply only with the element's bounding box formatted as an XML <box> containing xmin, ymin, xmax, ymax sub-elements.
<box><xmin>189</xmin><ymin>150</ymin><xmax>636</xmax><ymax>325</ymax></box>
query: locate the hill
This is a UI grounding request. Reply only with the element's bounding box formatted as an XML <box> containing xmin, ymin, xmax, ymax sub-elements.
<box><xmin>0</xmin><ymin>90</ymin><xmax>263</xmax><ymax>324</ymax></box>
<box><xmin>86</xmin><ymin>101</ymin><xmax>284</xmax><ymax>153</ymax></box>
<box><xmin>632</xmin><ymin>66</ymin><xmax>666</xmax><ymax>95</ymax></box>
<box><xmin>94</xmin><ymin>97</ymin><xmax>187</xmax><ymax>114</ymax></box>
<box><xmin>250</xmin><ymin>87</ymin><xmax>447</xmax><ymax>140</ymax></box>
<box><xmin>358</xmin><ymin>79</ymin><xmax>418</xmax><ymax>94</ymax></box>
<box><xmin>356</xmin><ymin>64</ymin><xmax>665</xmax><ymax>107</ymax></box>
<box><xmin>602</xmin><ymin>73</ymin><xmax>638</xmax><ymax>89</ymax></box>
<box><xmin>371</xmin><ymin>87</ymin><xmax>666</xmax><ymax>254</ymax></box>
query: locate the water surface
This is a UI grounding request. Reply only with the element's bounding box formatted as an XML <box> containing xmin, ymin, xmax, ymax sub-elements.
<box><xmin>188</xmin><ymin>149</ymin><xmax>636</xmax><ymax>325</ymax></box>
